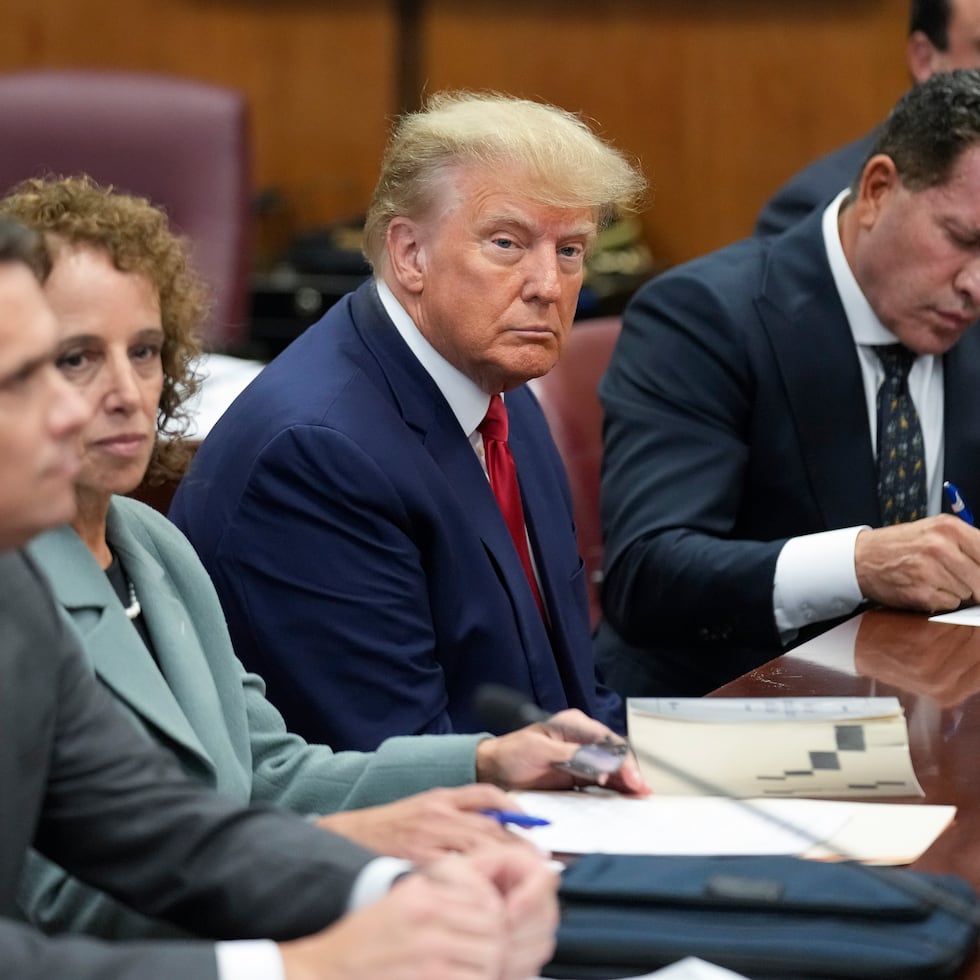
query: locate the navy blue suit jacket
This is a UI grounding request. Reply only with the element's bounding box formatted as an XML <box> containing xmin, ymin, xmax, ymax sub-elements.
<box><xmin>596</xmin><ymin>207</ymin><xmax>980</xmax><ymax>697</ymax></box>
<box><xmin>171</xmin><ymin>282</ymin><xmax>622</xmax><ymax>750</ymax></box>
<box><xmin>754</xmin><ymin>129</ymin><xmax>877</xmax><ymax>236</ymax></box>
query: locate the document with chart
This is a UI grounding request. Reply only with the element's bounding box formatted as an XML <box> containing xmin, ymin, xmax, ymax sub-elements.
<box><xmin>626</xmin><ymin>696</ymin><xmax>923</xmax><ymax>798</ymax></box>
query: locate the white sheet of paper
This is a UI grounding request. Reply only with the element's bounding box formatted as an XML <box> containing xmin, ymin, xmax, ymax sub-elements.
<box><xmin>510</xmin><ymin>792</ymin><xmax>846</xmax><ymax>856</ymax></box>
<box><xmin>646</xmin><ymin>960</ymin><xmax>749</xmax><ymax>980</ymax></box>
<box><xmin>531</xmin><ymin>957</ymin><xmax>749</xmax><ymax>980</ymax></box>
<box><xmin>929</xmin><ymin>606</ymin><xmax>980</xmax><ymax>626</ymax></box>
<box><xmin>510</xmin><ymin>791</ymin><xmax>955</xmax><ymax>865</ymax></box>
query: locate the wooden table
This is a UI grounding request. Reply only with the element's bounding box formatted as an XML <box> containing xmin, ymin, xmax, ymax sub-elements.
<box><xmin>711</xmin><ymin>608</ymin><xmax>980</xmax><ymax>976</ymax></box>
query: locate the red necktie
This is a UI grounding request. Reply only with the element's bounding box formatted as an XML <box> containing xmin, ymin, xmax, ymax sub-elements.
<box><xmin>479</xmin><ymin>395</ymin><xmax>546</xmax><ymax>619</ymax></box>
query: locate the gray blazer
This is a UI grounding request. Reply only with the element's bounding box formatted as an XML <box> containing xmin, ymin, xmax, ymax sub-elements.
<box><xmin>20</xmin><ymin>496</ymin><xmax>483</xmax><ymax>939</ymax></box>
<box><xmin>0</xmin><ymin>548</ymin><xmax>376</xmax><ymax>978</ymax></box>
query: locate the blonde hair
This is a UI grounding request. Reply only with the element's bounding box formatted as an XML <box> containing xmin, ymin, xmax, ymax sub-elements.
<box><xmin>0</xmin><ymin>175</ymin><xmax>206</xmax><ymax>484</ymax></box>
<box><xmin>363</xmin><ymin>91</ymin><xmax>646</xmax><ymax>270</ymax></box>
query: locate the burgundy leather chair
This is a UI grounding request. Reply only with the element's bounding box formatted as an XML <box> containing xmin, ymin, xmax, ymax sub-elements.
<box><xmin>0</xmin><ymin>69</ymin><xmax>252</xmax><ymax>350</ymax></box>
<box><xmin>529</xmin><ymin>316</ymin><xmax>622</xmax><ymax>631</ymax></box>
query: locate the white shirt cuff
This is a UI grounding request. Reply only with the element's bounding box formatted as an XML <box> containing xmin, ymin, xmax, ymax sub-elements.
<box><xmin>213</xmin><ymin>858</ymin><xmax>414</xmax><ymax>980</ymax></box>
<box><xmin>773</xmin><ymin>525</ymin><xmax>868</xmax><ymax>641</ymax></box>
<box><xmin>216</xmin><ymin>940</ymin><xmax>284</xmax><ymax>980</ymax></box>
<box><xmin>347</xmin><ymin>856</ymin><xmax>415</xmax><ymax>911</ymax></box>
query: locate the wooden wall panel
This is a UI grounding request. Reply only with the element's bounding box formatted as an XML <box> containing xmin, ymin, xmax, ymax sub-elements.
<box><xmin>0</xmin><ymin>0</ymin><xmax>395</xmax><ymax>261</ymax></box>
<box><xmin>422</xmin><ymin>0</ymin><xmax>909</xmax><ymax>264</ymax></box>
<box><xmin>0</xmin><ymin>0</ymin><xmax>909</xmax><ymax>269</ymax></box>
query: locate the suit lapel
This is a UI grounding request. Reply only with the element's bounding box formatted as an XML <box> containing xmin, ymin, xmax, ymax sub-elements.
<box><xmin>509</xmin><ymin>392</ymin><xmax>592</xmax><ymax>708</ymax></box>
<box><xmin>756</xmin><ymin>215</ymin><xmax>880</xmax><ymax>529</ymax></box>
<box><xmin>111</xmin><ymin>524</ymin><xmax>249</xmax><ymax>789</ymax></box>
<box><xmin>508</xmin><ymin>391</ymin><xmax>567</xmax><ymax>611</ymax></box>
<box><xmin>350</xmin><ymin>287</ymin><xmax>557</xmax><ymax>689</ymax></box>
<box><xmin>426</xmin><ymin>400</ymin><xmax>550</xmax><ymax>626</ymax></box>
<box><xmin>27</xmin><ymin>521</ymin><xmax>216</xmax><ymax>776</ymax></box>
<box><xmin>760</xmin><ymin>218</ymin><xmax>980</xmax><ymax>529</ymax></box>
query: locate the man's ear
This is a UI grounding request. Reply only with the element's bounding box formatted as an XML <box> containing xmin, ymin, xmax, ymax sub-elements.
<box><xmin>907</xmin><ymin>30</ymin><xmax>943</xmax><ymax>83</ymax></box>
<box><xmin>854</xmin><ymin>154</ymin><xmax>900</xmax><ymax>229</ymax></box>
<box><xmin>385</xmin><ymin>217</ymin><xmax>426</xmax><ymax>295</ymax></box>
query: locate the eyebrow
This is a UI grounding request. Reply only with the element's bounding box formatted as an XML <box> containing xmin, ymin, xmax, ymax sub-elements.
<box><xmin>944</xmin><ymin>218</ymin><xmax>980</xmax><ymax>246</ymax></box>
<box><xmin>480</xmin><ymin>211</ymin><xmax>596</xmax><ymax>240</ymax></box>
<box><xmin>58</xmin><ymin>326</ymin><xmax>166</xmax><ymax>346</ymax></box>
<box><xmin>0</xmin><ymin>351</ymin><xmax>48</xmax><ymax>391</ymax></box>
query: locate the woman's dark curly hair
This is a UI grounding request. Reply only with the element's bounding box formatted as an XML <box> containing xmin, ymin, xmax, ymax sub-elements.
<box><xmin>0</xmin><ymin>174</ymin><xmax>208</xmax><ymax>483</ymax></box>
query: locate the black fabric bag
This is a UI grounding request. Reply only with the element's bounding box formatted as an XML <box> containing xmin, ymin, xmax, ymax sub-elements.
<box><xmin>543</xmin><ymin>854</ymin><xmax>979</xmax><ymax>979</ymax></box>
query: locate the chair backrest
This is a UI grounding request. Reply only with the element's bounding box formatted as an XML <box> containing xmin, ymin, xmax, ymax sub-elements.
<box><xmin>529</xmin><ymin>316</ymin><xmax>622</xmax><ymax>630</ymax></box>
<box><xmin>0</xmin><ymin>69</ymin><xmax>252</xmax><ymax>350</ymax></box>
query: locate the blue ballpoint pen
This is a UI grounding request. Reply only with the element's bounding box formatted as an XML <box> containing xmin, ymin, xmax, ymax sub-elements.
<box><xmin>480</xmin><ymin>809</ymin><xmax>551</xmax><ymax>828</ymax></box>
<box><xmin>944</xmin><ymin>481</ymin><xmax>975</xmax><ymax>526</ymax></box>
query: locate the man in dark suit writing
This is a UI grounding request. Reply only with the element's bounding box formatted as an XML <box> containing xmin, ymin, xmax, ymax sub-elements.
<box><xmin>0</xmin><ymin>218</ymin><xmax>558</xmax><ymax>979</ymax></box>
<box><xmin>597</xmin><ymin>70</ymin><xmax>980</xmax><ymax>697</ymax></box>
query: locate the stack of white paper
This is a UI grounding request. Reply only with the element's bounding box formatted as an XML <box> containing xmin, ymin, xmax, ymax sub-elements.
<box><xmin>532</xmin><ymin>957</ymin><xmax>748</xmax><ymax>980</ymax></box>
<box><xmin>510</xmin><ymin>790</ymin><xmax>955</xmax><ymax>865</ymax></box>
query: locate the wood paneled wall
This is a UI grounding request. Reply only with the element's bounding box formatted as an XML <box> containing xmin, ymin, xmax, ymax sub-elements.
<box><xmin>1</xmin><ymin>0</ymin><xmax>908</xmax><ymax>269</ymax></box>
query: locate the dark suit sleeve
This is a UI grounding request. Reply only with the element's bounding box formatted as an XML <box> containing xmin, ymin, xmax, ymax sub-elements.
<box><xmin>210</xmin><ymin>425</ymin><xmax>458</xmax><ymax>750</ymax></box>
<box><xmin>0</xmin><ymin>917</ymin><xmax>218</xmax><ymax>980</ymax></box>
<box><xmin>754</xmin><ymin>176</ymin><xmax>826</xmax><ymax>238</ymax></box>
<box><xmin>754</xmin><ymin>133</ymin><xmax>876</xmax><ymax>237</ymax></box>
<box><xmin>599</xmin><ymin>267</ymin><xmax>786</xmax><ymax>652</ymax></box>
<box><xmin>36</xmin><ymin>623</ymin><xmax>376</xmax><ymax>937</ymax></box>
<box><xmin>1</xmin><ymin>550</ymin><xmax>377</xmax><ymax>976</ymax></box>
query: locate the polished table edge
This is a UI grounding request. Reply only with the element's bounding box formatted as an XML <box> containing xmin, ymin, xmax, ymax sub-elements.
<box><xmin>708</xmin><ymin>608</ymin><xmax>980</xmax><ymax>976</ymax></box>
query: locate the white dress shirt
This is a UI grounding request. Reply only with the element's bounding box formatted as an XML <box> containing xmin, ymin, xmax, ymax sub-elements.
<box><xmin>772</xmin><ymin>191</ymin><xmax>944</xmax><ymax>640</ymax></box>
<box><xmin>376</xmin><ymin>278</ymin><xmax>491</xmax><ymax>444</ymax></box>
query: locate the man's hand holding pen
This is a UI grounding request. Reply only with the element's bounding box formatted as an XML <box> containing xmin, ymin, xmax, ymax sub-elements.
<box><xmin>474</xmin><ymin>708</ymin><xmax>650</xmax><ymax>796</ymax></box>
<box><xmin>945</xmin><ymin>481</ymin><xmax>975</xmax><ymax>526</ymax></box>
<box><xmin>855</xmin><ymin>509</ymin><xmax>980</xmax><ymax>614</ymax></box>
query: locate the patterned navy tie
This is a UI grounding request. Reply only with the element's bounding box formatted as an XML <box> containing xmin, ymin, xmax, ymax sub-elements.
<box><xmin>874</xmin><ymin>344</ymin><xmax>927</xmax><ymax>525</ymax></box>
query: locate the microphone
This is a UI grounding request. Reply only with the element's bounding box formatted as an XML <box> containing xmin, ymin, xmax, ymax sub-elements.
<box><xmin>474</xmin><ymin>683</ymin><xmax>551</xmax><ymax>733</ymax></box>
<box><xmin>474</xmin><ymin>685</ymin><xmax>980</xmax><ymax>930</ymax></box>
<box><xmin>474</xmin><ymin>684</ymin><xmax>628</xmax><ymax>778</ymax></box>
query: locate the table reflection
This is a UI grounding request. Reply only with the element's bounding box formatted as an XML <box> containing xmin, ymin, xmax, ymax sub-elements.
<box><xmin>854</xmin><ymin>610</ymin><xmax>980</xmax><ymax>708</ymax></box>
<box><xmin>713</xmin><ymin>609</ymin><xmax>980</xmax><ymax>977</ymax></box>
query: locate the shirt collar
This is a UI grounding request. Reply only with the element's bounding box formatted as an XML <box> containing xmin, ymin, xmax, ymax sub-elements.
<box><xmin>375</xmin><ymin>278</ymin><xmax>491</xmax><ymax>437</ymax></box>
<box><xmin>821</xmin><ymin>190</ymin><xmax>901</xmax><ymax>348</ymax></box>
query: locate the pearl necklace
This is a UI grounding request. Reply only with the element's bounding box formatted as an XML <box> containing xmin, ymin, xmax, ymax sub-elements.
<box><xmin>123</xmin><ymin>576</ymin><xmax>142</xmax><ymax>621</ymax></box>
